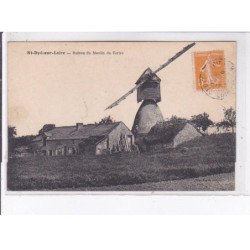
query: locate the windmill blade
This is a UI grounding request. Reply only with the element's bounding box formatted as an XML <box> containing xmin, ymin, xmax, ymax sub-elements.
<box><xmin>105</xmin><ymin>42</ymin><xmax>196</xmax><ymax>110</ymax></box>
<box><xmin>105</xmin><ymin>80</ymin><xmax>144</xmax><ymax>110</ymax></box>
<box><xmin>154</xmin><ymin>42</ymin><xmax>196</xmax><ymax>73</ymax></box>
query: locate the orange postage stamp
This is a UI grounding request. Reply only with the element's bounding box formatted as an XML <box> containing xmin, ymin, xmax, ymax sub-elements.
<box><xmin>194</xmin><ymin>50</ymin><xmax>226</xmax><ymax>91</ymax></box>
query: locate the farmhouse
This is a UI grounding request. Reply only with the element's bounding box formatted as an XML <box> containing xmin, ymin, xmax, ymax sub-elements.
<box><xmin>143</xmin><ymin>121</ymin><xmax>202</xmax><ymax>150</ymax></box>
<box><xmin>31</xmin><ymin>122</ymin><xmax>134</xmax><ymax>156</ymax></box>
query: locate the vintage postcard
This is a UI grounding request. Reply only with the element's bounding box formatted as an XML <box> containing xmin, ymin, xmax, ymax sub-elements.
<box><xmin>6</xmin><ymin>38</ymin><xmax>237</xmax><ymax>192</ymax></box>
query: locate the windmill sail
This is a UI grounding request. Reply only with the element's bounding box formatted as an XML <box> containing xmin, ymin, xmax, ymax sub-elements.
<box><xmin>105</xmin><ymin>75</ymin><xmax>152</xmax><ymax>110</ymax></box>
<box><xmin>105</xmin><ymin>84</ymin><xmax>139</xmax><ymax>110</ymax></box>
<box><xmin>105</xmin><ymin>42</ymin><xmax>196</xmax><ymax>110</ymax></box>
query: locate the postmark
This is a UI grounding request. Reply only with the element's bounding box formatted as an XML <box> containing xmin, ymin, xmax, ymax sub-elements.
<box><xmin>194</xmin><ymin>50</ymin><xmax>234</xmax><ymax>100</ymax></box>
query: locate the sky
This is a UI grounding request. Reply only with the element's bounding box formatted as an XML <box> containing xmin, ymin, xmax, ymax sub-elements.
<box><xmin>8</xmin><ymin>41</ymin><xmax>236</xmax><ymax>136</ymax></box>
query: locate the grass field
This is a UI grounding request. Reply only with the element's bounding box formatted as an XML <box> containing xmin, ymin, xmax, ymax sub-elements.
<box><xmin>7</xmin><ymin>133</ymin><xmax>236</xmax><ymax>191</ymax></box>
<box><xmin>65</xmin><ymin>173</ymin><xmax>234</xmax><ymax>191</ymax></box>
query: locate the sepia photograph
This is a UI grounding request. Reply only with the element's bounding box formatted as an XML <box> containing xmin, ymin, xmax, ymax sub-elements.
<box><xmin>1</xmin><ymin>1</ymin><xmax>250</xmax><ymax>249</ymax></box>
<box><xmin>7</xmin><ymin>41</ymin><xmax>236</xmax><ymax>191</ymax></box>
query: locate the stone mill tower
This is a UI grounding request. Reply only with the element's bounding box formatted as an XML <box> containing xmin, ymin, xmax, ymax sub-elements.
<box><xmin>132</xmin><ymin>68</ymin><xmax>164</xmax><ymax>136</ymax></box>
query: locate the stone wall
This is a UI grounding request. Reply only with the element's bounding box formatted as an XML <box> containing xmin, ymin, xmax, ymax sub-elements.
<box><xmin>107</xmin><ymin>122</ymin><xmax>134</xmax><ymax>153</ymax></box>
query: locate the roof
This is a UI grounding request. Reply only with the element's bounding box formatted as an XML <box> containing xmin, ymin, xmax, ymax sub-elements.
<box><xmin>135</xmin><ymin>68</ymin><xmax>161</xmax><ymax>85</ymax></box>
<box><xmin>78</xmin><ymin>136</ymin><xmax>106</xmax><ymax>146</ymax></box>
<box><xmin>145</xmin><ymin>121</ymin><xmax>196</xmax><ymax>144</ymax></box>
<box><xmin>32</xmin><ymin>122</ymin><xmax>121</xmax><ymax>142</ymax></box>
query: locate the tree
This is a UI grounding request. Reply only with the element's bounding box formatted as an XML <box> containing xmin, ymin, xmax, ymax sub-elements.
<box><xmin>168</xmin><ymin>115</ymin><xmax>188</xmax><ymax>124</ymax></box>
<box><xmin>39</xmin><ymin>124</ymin><xmax>55</xmax><ymax>134</ymax></box>
<box><xmin>217</xmin><ymin>107</ymin><xmax>236</xmax><ymax>133</ymax></box>
<box><xmin>8</xmin><ymin>126</ymin><xmax>16</xmax><ymax>138</ymax></box>
<box><xmin>8</xmin><ymin>126</ymin><xmax>17</xmax><ymax>154</ymax></box>
<box><xmin>14</xmin><ymin>135</ymin><xmax>36</xmax><ymax>147</ymax></box>
<box><xmin>97</xmin><ymin>116</ymin><xmax>115</xmax><ymax>125</ymax></box>
<box><xmin>191</xmin><ymin>112</ymin><xmax>213</xmax><ymax>133</ymax></box>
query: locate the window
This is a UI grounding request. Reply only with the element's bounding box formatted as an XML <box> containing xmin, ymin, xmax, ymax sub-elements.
<box><xmin>48</xmin><ymin>150</ymin><xmax>53</xmax><ymax>156</ymax></box>
<box><xmin>68</xmin><ymin>147</ymin><xmax>74</xmax><ymax>155</ymax></box>
<box><xmin>127</xmin><ymin>135</ymin><xmax>133</xmax><ymax>147</ymax></box>
<box><xmin>43</xmin><ymin>138</ymin><xmax>46</xmax><ymax>146</ymax></box>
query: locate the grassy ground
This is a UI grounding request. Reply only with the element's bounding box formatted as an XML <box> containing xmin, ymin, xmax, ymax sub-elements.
<box><xmin>65</xmin><ymin>173</ymin><xmax>234</xmax><ymax>191</ymax></box>
<box><xmin>7</xmin><ymin>133</ymin><xmax>236</xmax><ymax>191</ymax></box>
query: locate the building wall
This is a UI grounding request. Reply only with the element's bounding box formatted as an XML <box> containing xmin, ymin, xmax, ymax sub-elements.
<box><xmin>31</xmin><ymin>139</ymin><xmax>81</xmax><ymax>156</ymax></box>
<box><xmin>173</xmin><ymin>123</ymin><xmax>202</xmax><ymax>147</ymax></box>
<box><xmin>94</xmin><ymin>122</ymin><xmax>135</xmax><ymax>155</ymax></box>
<box><xmin>137</xmin><ymin>81</ymin><xmax>161</xmax><ymax>103</ymax></box>
<box><xmin>107</xmin><ymin>122</ymin><xmax>134</xmax><ymax>153</ymax></box>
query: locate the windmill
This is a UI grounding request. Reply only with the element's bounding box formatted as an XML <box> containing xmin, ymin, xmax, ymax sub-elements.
<box><xmin>105</xmin><ymin>42</ymin><xmax>196</xmax><ymax>137</ymax></box>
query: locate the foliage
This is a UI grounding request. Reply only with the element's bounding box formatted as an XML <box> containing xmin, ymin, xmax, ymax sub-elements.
<box><xmin>216</xmin><ymin>121</ymin><xmax>230</xmax><ymax>129</ymax></box>
<box><xmin>8</xmin><ymin>127</ymin><xmax>36</xmax><ymax>154</ymax></box>
<box><xmin>191</xmin><ymin>112</ymin><xmax>213</xmax><ymax>132</ymax></box>
<box><xmin>39</xmin><ymin>124</ymin><xmax>55</xmax><ymax>134</ymax></box>
<box><xmin>8</xmin><ymin>126</ymin><xmax>17</xmax><ymax>154</ymax></box>
<box><xmin>14</xmin><ymin>135</ymin><xmax>36</xmax><ymax>147</ymax></box>
<box><xmin>217</xmin><ymin>107</ymin><xmax>236</xmax><ymax>133</ymax></box>
<box><xmin>97</xmin><ymin>116</ymin><xmax>115</xmax><ymax>125</ymax></box>
<box><xmin>145</xmin><ymin>121</ymin><xmax>186</xmax><ymax>145</ymax></box>
<box><xmin>167</xmin><ymin>115</ymin><xmax>188</xmax><ymax>124</ymax></box>
<box><xmin>8</xmin><ymin>126</ymin><xmax>17</xmax><ymax>138</ymax></box>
